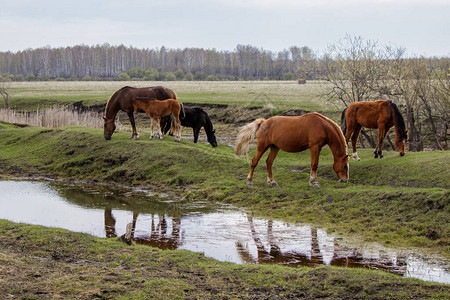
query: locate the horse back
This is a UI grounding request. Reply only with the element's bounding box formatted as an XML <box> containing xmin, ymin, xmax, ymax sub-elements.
<box><xmin>347</xmin><ymin>100</ymin><xmax>393</xmax><ymax>129</ymax></box>
<box><xmin>259</xmin><ymin>114</ymin><xmax>330</xmax><ymax>152</ymax></box>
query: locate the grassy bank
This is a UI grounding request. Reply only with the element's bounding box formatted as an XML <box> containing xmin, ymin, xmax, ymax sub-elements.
<box><xmin>0</xmin><ymin>122</ymin><xmax>448</xmax><ymax>258</ymax></box>
<box><xmin>1</xmin><ymin>220</ymin><xmax>448</xmax><ymax>299</ymax></box>
<box><xmin>0</xmin><ymin>121</ymin><xmax>449</xmax><ymax>298</ymax></box>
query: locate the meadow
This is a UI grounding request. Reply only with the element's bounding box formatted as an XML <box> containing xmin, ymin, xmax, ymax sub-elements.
<box><xmin>2</xmin><ymin>80</ymin><xmax>336</xmax><ymax>111</ymax></box>
<box><xmin>0</xmin><ymin>81</ymin><xmax>448</xmax><ymax>298</ymax></box>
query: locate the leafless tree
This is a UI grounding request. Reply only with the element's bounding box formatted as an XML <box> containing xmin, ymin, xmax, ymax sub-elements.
<box><xmin>0</xmin><ymin>82</ymin><xmax>9</xmax><ymax>108</ymax></box>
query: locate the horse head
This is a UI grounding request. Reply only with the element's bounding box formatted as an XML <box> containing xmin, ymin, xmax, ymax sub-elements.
<box><xmin>333</xmin><ymin>154</ymin><xmax>350</xmax><ymax>183</ymax></box>
<box><xmin>395</xmin><ymin>129</ymin><xmax>408</xmax><ymax>156</ymax></box>
<box><xmin>207</xmin><ymin>130</ymin><xmax>218</xmax><ymax>147</ymax></box>
<box><xmin>103</xmin><ymin>117</ymin><xmax>116</xmax><ymax>140</ymax></box>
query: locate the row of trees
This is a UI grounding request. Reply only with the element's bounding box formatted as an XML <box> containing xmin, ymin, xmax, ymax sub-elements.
<box><xmin>0</xmin><ymin>38</ymin><xmax>448</xmax><ymax>150</ymax></box>
<box><xmin>0</xmin><ymin>44</ymin><xmax>318</xmax><ymax>81</ymax></box>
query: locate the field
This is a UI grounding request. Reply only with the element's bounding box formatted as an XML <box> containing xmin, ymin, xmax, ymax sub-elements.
<box><xmin>0</xmin><ymin>81</ymin><xmax>449</xmax><ymax>298</ymax></box>
<box><xmin>2</xmin><ymin>80</ymin><xmax>336</xmax><ymax>112</ymax></box>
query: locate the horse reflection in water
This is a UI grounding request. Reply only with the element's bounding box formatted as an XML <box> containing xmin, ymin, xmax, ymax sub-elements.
<box><xmin>104</xmin><ymin>209</ymin><xmax>181</xmax><ymax>250</ymax></box>
<box><xmin>236</xmin><ymin>215</ymin><xmax>405</xmax><ymax>273</ymax></box>
<box><xmin>104</xmin><ymin>209</ymin><xmax>405</xmax><ymax>275</ymax></box>
<box><xmin>236</xmin><ymin>216</ymin><xmax>326</xmax><ymax>267</ymax></box>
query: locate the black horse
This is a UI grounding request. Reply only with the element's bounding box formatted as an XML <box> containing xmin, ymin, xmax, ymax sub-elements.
<box><xmin>162</xmin><ymin>106</ymin><xmax>218</xmax><ymax>147</ymax></box>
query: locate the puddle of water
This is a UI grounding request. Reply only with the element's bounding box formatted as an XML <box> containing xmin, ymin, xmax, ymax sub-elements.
<box><xmin>0</xmin><ymin>180</ymin><xmax>448</xmax><ymax>284</ymax></box>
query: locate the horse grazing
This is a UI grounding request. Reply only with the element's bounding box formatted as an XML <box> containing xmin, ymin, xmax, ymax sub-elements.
<box><xmin>161</xmin><ymin>106</ymin><xmax>218</xmax><ymax>147</ymax></box>
<box><xmin>235</xmin><ymin>113</ymin><xmax>350</xmax><ymax>188</ymax></box>
<box><xmin>132</xmin><ymin>99</ymin><xmax>182</xmax><ymax>142</ymax></box>
<box><xmin>341</xmin><ymin>100</ymin><xmax>408</xmax><ymax>160</ymax></box>
<box><xmin>103</xmin><ymin>86</ymin><xmax>177</xmax><ymax>140</ymax></box>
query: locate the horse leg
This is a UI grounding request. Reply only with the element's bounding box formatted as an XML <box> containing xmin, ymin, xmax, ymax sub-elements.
<box><xmin>266</xmin><ymin>146</ymin><xmax>280</xmax><ymax>187</ymax></box>
<box><xmin>309</xmin><ymin>146</ymin><xmax>322</xmax><ymax>188</ymax></box>
<box><xmin>149</xmin><ymin>118</ymin><xmax>155</xmax><ymax>139</ymax></box>
<box><xmin>174</xmin><ymin>116</ymin><xmax>181</xmax><ymax>142</ymax></box>
<box><xmin>247</xmin><ymin>144</ymin><xmax>269</xmax><ymax>188</ymax></box>
<box><xmin>127</xmin><ymin>109</ymin><xmax>138</xmax><ymax>139</ymax></box>
<box><xmin>193</xmin><ymin>126</ymin><xmax>201</xmax><ymax>143</ymax></box>
<box><xmin>375</xmin><ymin>125</ymin><xmax>388</xmax><ymax>158</ymax></box>
<box><xmin>155</xmin><ymin>117</ymin><xmax>163</xmax><ymax>140</ymax></box>
<box><xmin>351</xmin><ymin>124</ymin><xmax>362</xmax><ymax>161</ymax></box>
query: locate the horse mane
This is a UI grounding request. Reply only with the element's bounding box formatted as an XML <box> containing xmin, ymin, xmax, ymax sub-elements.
<box><xmin>340</xmin><ymin>107</ymin><xmax>348</xmax><ymax>136</ymax></box>
<box><xmin>104</xmin><ymin>87</ymin><xmax>129</xmax><ymax>120</ymax></box>
<box><xmin>203</xmin><ymin>111</ymin><xmax>215</xmax><ymax>136</ymax></box>
<box><xmin>388</xmin><ymin>101</ymin><xmax>407</xmax><ymax>136</ymax></box>
<box><xmin>314</xmin><ymin>113</ymin><xmax>348</xmax><ymax>154</ymax></box>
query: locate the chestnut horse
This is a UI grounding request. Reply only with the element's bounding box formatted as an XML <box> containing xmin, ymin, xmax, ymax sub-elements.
<box><xmin>235</xmin><ymin>113</ymin><xmax>350</xmax><ymax>188</ymax></box>
<box><xmin>103</xmin><ymin>86</ymin><xmax>176</xmax><ymax>140</ymax></box>
<box><xmin>341</xmin><ymin>100</ymin><xmax>408</xmax><ymax>160</ymax></box>
<box><xmin>133</xmin><ymin>99</ymin><xmax>182</xmax><ymax>142</ymax></box>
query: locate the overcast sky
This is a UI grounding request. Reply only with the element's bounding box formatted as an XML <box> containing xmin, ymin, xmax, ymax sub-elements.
<box><xmin>1</xmin><ymin>0</ymin><xmax>449</xmax><ymax>57</ymax></box>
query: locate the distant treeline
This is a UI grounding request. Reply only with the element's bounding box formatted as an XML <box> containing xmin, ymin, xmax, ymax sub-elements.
<box><xmin>0</xmin><ymin>44</ymin><xmax>323</xmax><ymax>81</ymax></box>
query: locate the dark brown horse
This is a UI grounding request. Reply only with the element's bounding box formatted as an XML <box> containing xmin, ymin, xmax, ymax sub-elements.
<box><xmin>341</xmin><ymin>100</ymin><xmax>408</xmax><ymax>160</ymax></box>
<box><xmin>235</xmin><ymin>113</ymin><xmax>350</xmax><ymax>188</ymax></box>
<box><xmin>133</xmin><ymin>99</ymin><xmax>182</xmax><ymax>142</ymax></box>
<box><xmin>103</xmin><ymin>86</ymin><xmax>177</xmax><ymax>140</ymax></box>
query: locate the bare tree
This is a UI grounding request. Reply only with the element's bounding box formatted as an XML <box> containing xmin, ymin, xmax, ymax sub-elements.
<box><xmin>0</xmin><ymin>82</ymin><xmax>9</xmax><ymax>109</ymax></box>
<box><xmin>324</xmin><ymin>35</ymin><xmax>391</xmax><ymax>107</ymax></box>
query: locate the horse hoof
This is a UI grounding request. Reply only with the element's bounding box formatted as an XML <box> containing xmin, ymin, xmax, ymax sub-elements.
<box><xmin>267</xmin><ymin>180</ymin><xmax>279</xmax><ymax>187</ymax></box>
<box><xmin>246</xmin><ymin>180</ymin><xmax>253</xmax><ymax>188</ymax></box>
<box><xmin>309</xmin><ymin>179</ymin><xmax>320</xmax><ymax>188</ymax></box>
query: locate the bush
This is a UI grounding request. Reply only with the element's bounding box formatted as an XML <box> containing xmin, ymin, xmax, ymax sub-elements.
<box><xmin>283</xmin><ymin>72</ymin><xmax>296</xmax><ymax>80</ymax></box>
<box><xmin>184</xmin><ymin>72</ymin><xmax>194</xmax><ymax>81</ymax></box>
<box><xmin>175</xmin><ymin>69</ymin><xmax>185</xmax><ymax>80</ymax></box>
<box><xmin>114</xmin><ymin>72</ymin><xmax>131</xmax><ymax>81</ymax></box>
<box><xmin>163</xmin><ymin>72</ymin><xmax>177</xmax><ymax>81</ymax></box>
<box><xmin>143</xmin><ymin>68</ymin><xmax>159</xmax><ymax>81</ymax></box>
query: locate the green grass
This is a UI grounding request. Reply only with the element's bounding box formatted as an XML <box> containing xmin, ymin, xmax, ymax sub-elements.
<box><xmin>2</xmin><ymin>80</ymin><xmax>337</xmax><ymax>112</ymax></box>
<box><xmin>0</xmin><ymin>122</ymin><xmax>448</xmax><ymax>259</ymax></box>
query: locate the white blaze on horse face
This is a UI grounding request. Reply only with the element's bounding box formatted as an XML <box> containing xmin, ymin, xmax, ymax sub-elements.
<box><xmin>347</xmin><ymin>162</ymin><xmax>349</xmax><ymax>179</ymax></box>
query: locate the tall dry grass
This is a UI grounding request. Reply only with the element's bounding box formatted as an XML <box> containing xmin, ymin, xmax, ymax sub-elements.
<box><xmin>0</xmin><ymin>107</ymin><xmax>103</xmax><ymax>128</ymax></box>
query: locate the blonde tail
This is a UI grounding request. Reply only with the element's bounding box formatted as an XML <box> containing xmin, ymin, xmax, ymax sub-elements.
<box><xmin>234</xmin><ymin>118</ymin><xmax>265</xmax><ymax>156</ymax></box>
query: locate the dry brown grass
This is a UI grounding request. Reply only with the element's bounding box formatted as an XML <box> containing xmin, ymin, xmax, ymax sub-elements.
<box><xmin>0</xmin><ymin>107</ymin><xmax>103</xmax><ymax>128</ymax></box>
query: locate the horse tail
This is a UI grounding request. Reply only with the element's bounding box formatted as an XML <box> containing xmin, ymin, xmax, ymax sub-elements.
<box><xmin>389</xmin><ymin>101</ymin><xmax>406</xmax><ymax>137</ymax></box>
<box><xmin>165</xmin><ymin>88</ymin><xmax>177</xmax><ymax>100</ymax></box>
<box><xmin>340</xmin><ymin>107</ymin><xmax>348</xmax><ymax>136</ymax></box>
<box><xmin>180</xmin><ymin>102</ymin><xmax>185</xmax><ymax>119</ymax></box>
<box><xmin>234</xmin><ymin>118</ymin><xmax>265</xmax><ymax>156</ymax></box>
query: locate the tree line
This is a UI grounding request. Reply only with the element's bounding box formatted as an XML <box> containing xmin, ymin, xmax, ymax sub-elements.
<box><xmin>0</xmin><ymin>44</ymin><xmax>319</xmax><ymax>81</ymax></box>
<box><xmin>0</xmin><ymin>38</ymin><xmax>448</xmax><ymax>150</ymax></box>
